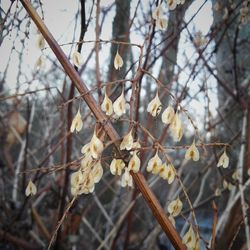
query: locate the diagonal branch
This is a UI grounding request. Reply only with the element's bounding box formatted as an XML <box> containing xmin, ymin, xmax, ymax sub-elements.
<box><xmin>19</xmin><ymin>0</ymin><xmax>186</xmax><ymax>249</ymax></box>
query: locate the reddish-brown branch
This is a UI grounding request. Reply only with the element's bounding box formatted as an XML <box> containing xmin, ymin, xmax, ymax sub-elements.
<box><xmin>19</xmin><ymin>1</ymin><xmax>186</xmax><ymax>249</ymax></box>
<box><xmin>211</xmin><ymin>201</ymin><xmax>218</xmax><ymax>250</ymax></box>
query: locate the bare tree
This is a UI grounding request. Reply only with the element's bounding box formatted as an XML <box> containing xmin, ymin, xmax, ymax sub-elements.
<box><xmin>0</xmin><ymin>0</ymin><xmax>250</xmax><ymax>250</ymax></box>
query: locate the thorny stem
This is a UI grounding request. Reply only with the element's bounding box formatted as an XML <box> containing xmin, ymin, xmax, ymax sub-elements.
<box><xmin>19</xmin><ymin>0</ymin><xmax>186</xmax><ymax>249</ymax></box>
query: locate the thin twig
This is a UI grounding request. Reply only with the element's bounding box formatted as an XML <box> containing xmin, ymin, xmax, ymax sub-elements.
<box><xmin>211</xmin><ymin>201</ymin><xmax>218</xmax><ymax>250</ymax></box>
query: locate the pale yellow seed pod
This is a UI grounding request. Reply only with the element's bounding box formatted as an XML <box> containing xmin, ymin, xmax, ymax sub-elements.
<box><xmin>70</xmin><ymin>109</ymin><xmax>83</xmax><ymax>133</ymax></box>
<box><xmin>194</xmin><ymin>237</ymin><xmax>200</xmax><ymax>250</ymax></box>
<box><xmin>70</xmin><ymin>170</ymin><xmax>84</xmax><ymax>188</ymax></box>
<box><xmin>37</xmin><ymin>34</ymin><xmax>45</xmax><ymax>50</ymax></box>
<box><xmin>232</xmin><ymin>170</ymin><xmax>239</xmax><ymax>181</ymax></box>
<box><xmin>217</xmin><ymin>151</ymin><xmax>229</xmax><ymax>168</ymax></box>
<box><xmin>113</xmin><ymin>91</ymin><xmax>126</xmax><ymax>117</ymax></box>
<box><xmin>182</xmin><ymin>225</ymin><xmax>196</xmax><ymax>249</ymax></box>
<box><xmin>147</xmin><ymin>92</ymin><xmax>162</xmax><ymax>117</ymax></box>
<box><xmin>167</xmin><ymin>0</ymin><xmax>177</xmax><ymax>10</ymax></box>
<box><xmin>161</xmin><ymin>106</ymin><xmax>175</xmax><ymax>125</ymax></box>
<box><xmin>152</xmin><ymin>4</ymin><xmax>163</xmax><ymax>20</ymax></box>
<box><xmin>170</xmin><ymin>112</ymin><xmax>183</xmax><ymax>142</ymax></box>
<box><xmin>114</xmin><ymin>51</ymin><xmax>123</xmax><ymax>70</ymax></box>
<box><xmin>215</xmin><ymin>188</ymin><xmax>221</xmax><ymax>196</ymax></box>
<box><xmin>159</xmin><ymin>163</ymin><xmax>176</xmax><ymax>184</ymax></box>
<box><xmin>120</xmin><ymin>129</ymin><xmax>134</xmax><ymax>151</ymax></box>
<box><xmin>78</xmin><ymin>172</ymin><xmax>95</xmax><ymax>195</ymax></box>
<box><xmin>223</xmin><ymin>7</ymin><xmax>229</xmax><ymax>20</ymax></box>
<box><xmin>72</xmin><ymin>51</ymin><xmax>83</xmax><ymax>68</ymax></box>
<box><xmin>174</xmin><ymin>126</ymin><xmax>183</xmax><ymax>142</ymax></box>
<box><xmin>156</xmin><ymin>18</ymin><xmax>168</xmax><ymax>30</ymax></box>
<box><xmin>25</xmin><ymin>180</ymin><xmax>37</xmax><ymax>196</ymax></box>
<box><xmin>167</xmin><ymin>164</ymin><xmax>176</xmax><ymax>184</ymax></box>
<box><xmin>128</xmin><ymin>152</ymin><xmax>141</xmax><ymax>173</ymax></box>
<box><xmin>223</xmin><ymin>179</ymin><xmax>228</xmax><ymax>189</ymax></box>
<box><xmin>90</xmin><ymin>131</ymin><xmax>104</xmax><ymax>159</ymax></box>
<box><xmin>170</xmin><ymin>112</ymin><xmax>180</xmax><ymax>130</ymax></box>
<box><xmin>110</xmin><ymin>158</ymin><xmax>125</xmax><ymax>176</ymax></box>
<box><xmin>185</xmin><ymin>141</ymin><xmax>200</xmax><ymax>162</ymax></box>
<box><xmin>81</xmin><ymin>143</ymin><xmax>91</xmax><ymax>155</ymax></box>
<box><xmin>6</xmin><ymin>111</ymin><xmax>27</xmax><ymax>145</ymax></box>
<box><xmin>101</xmin><ymin>92</ymin><xmax>113</xmax><ymax>116</ymax></box>
<box><xmin>35</xmin><ymin>55</ymin><xmax>46</xmax><ymax>70</ymax></box>
<box><xmin>146</xmin><ymin>151</ymin><xmax>162</xmax><ymax>174</ymax></box>
<box><xmin>71</xmin><ymin>187</ymin><xmax>79</xmax><ymax>196</ymax></box>
<box><xmin>121</xmin><ymin>168</ymin><xmax>133</xmax><ymax>187</ymax></box>
<box><xmin>80</xmin><ymin>155</ymin><xmax>93</xmax><ymax>171</ymax></box>
<box><xmin>91</xmin><ymin>161</ymin><xmax>103</xmax><ymax>183</ymax></box>
<box><xmin>167</xmin><ymin>197</ymin><xmax>183</xmax><ymax>217</ymax></box>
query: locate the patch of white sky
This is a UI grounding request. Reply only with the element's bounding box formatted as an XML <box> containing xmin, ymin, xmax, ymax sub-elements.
<box><xmin>1</xmin><ymin>0</ymin><xmax>218</xmax><ymax>134</ymax></box>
